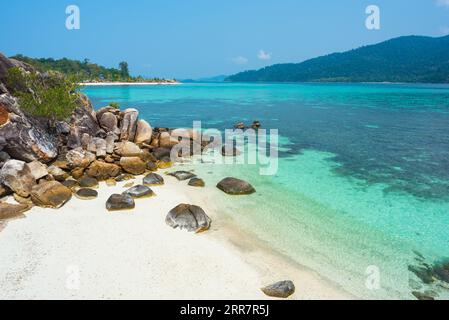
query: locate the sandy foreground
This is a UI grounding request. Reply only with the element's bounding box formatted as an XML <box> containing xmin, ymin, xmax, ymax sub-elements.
<box><xmin>0</xmin><ymin>173</ymin><xmax>351</xmax><ymax>300</ymax></box>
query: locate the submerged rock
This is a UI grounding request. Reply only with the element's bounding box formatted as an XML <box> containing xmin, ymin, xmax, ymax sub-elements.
<box><xmin>106</xmin><ymin>194</ymin><xmax>135</xmax><ymax>211</ymax></box>
<box><xmin>216</xmin><ymin>177</ymin><xmax>256</xmax><ymax>195</ymax></box>
<box><xmin>30</xmin><ymin>180</ymin><xmax>72</xmax><ymax>208</ymax></box>
<box><xmin>143</xmin><ymin>173</ymin><xmax>164</xmax><ymax>186</ymax></box>
<box><xmin>75</xmin><ymin>188</ymin><xmax>98</xmax><ymax>200</ymax></box>
<box><xmin>0</xmin><ymin>159</ymin><xmax>36</xmax><ymax>197</ymax></box>
<box><xmin>165</xmin><ymin>204</ymin><xmax>211</xmax><ymax>233</ymax></box>
<box><xmin>261</xmin><ymin>281</ymin><xmax>295</xmax><ymax>298</ymax></box>
<box><xmin>168</xmin><ymin>171</ymin><xmax>196</xmax><ymax>181</ymax></box>
<box><xmin>123</xmin><ymin>185</ymin><xmax>155</xmax><ymax>199</ymax></box>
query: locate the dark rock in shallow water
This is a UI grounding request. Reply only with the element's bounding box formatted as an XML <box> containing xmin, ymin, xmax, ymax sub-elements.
<box><xmin>106</xmin><ymin>194</ymin><xmax>135</xmax><ymax>211</ymax></box>
<box><xmin>217</xmin><ymin>177</ymin><xmax>256</xmax><ymax>195</ymax></box>
<box><xmin>261</xmin><ymin>281</ymin><xmax>295</xmax><ymax>298</ymax></box>
<box><xmin>143</xmin><ymin>173</ymin><xmax>164</xmax><ymax>186</ymax></box>
<box><xmin>165</xmin><ymin>204</ymin><xmax>211</xmax><ymax>233</ymax></box>
<box><xmin>78</xmin><ymin>176</ymin><xmax>99</xmax><ymax>189</ymax></box>
<box><xmin>0</xmin><ymin>202</ymin><xmax>30</xmax><ymax>221</ymax></box>
<box><xmin>30</xmin><ymin>181</ymin><xmax>72</xmax><ymax>209</ymax></box>
<box><xmin>188</xmin><ymin>178</ymin><xmax>205</xmax><ymax>187</ymax></box>
<box><xmin>168</xmin><ymin>171</ymin><xmax>196</xmax><ymax>181</ymax></box>
<box><xmin>412</xmin><ymin>291</ymin><xmax>436</xmax><ymax>301</ymax></box>
<box><xmin>123</xmin><ymin>185</ymin><xmax>155</xmax><ymax>199</ymax></box>
<box><xmin>75</xmin><ymin>188</ymin><xmax>98</xmax><ymax>200</ymax></box>
<box><xmin>433</xmin><ymin>262</ymin><xmax>449</xmax><ymax>284</ymax></box>
<box><xmin>221</xmin><ymin>145</ymin><xmax>242</xmax><ymax>157</ymax></box>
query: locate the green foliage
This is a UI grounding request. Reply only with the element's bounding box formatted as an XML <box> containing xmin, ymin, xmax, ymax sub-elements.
<box><xmin>226</xmin><ymin>35</ymin><xmax>449</xmax><ymax>83</ymax></box>
<box><xmin>109</xmin><ymin>102</ymin><xmax>120</xmax><ymax>109</ymax></box>
<box><xmin>6</xmin><ymin>67</ymin><xmax>79</xmax><ymax>120</ymax></box>
<box><xmin>10</xmin><ymin>55</ymin><xmax>173</xmax><ymax>83</ymax></box>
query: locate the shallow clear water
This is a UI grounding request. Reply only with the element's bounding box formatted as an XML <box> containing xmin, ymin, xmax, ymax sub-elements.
<box><xmin>83</xmin><ymin>83</ymin><xmax>449</xmax><ymax>299</ymax></box>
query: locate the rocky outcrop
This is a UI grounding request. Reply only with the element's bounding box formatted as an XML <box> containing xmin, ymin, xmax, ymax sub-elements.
<box><xmin>135</xmin><ymin>120</ymin><xmax>153</xmax><ymax>144</ymax></box>
<box><xmin>106</xmin><ymin>194</ymin><xmax>135</xmax><ymax>211</ymax></box>
<box><xmin>165</xmin><ymin>204</ymin><xmax>211</xmax><ymax>233</ymax></box>
<box><xmin>120</xmin><ymin>108</ymin><xmax>139</xmax><ymax>141</ymax></box>
<box><xmin>0</xmin><ymin>160</ymin><xmax>36</xmax><ymax>197</ymax></box>
<box><xmin>0</xmin><ymin>95</ymin><xmax>58</xmax><ymax>163</ymax></box>
<box><xmin>0</xmin><ymin>202</ymin><xmax>30</xmax><ymax>220</ymax></box>
<box><xmin>66</xmin><ymin>148</ymin><xmax>96</xmax><ymax>169</ymax></box>
<box><xmin>86</xmin><ymin>161</ymin><xmax>121</xmax><ymax>180</ymax></box>
<box><xmin>120</xmin><ymin>157</ymin><xmax>146</xmax><ymax>175</ymax></box>
<box><xmin>217</xmin><ymin>177</ymin><xmax>256</xmax><ymax>195</ymax></box>
<box><xmin>30</xmin><ymin>180</ymin><xmax>72</xmax><ymax>208</ymax></box>
<box><xmin>261</xmin><ymin>281</ymin><xmax>295</xmax><ymax>298</ymax></box>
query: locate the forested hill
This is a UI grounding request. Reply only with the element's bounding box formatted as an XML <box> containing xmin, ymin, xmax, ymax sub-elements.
<box><xmin>226</xmin><ymin>35</ymin><xmax>449</xmax><ymax>83</ymax></box>
<box><xmin>10</xmin><ymin>55</ymin><xmax>171</xmax><ymax>82</ymax></box>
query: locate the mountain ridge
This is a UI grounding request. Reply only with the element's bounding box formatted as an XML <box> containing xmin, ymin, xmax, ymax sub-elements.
<box><xmin>226</xmin><ymin>35</ymin><xmax>449</xmax><ymax>83</ymax></box>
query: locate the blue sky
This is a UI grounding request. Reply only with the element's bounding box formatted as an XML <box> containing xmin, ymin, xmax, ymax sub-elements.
<box><xmin>1</xmin><ymin>0</ymin><xmax>449</xmax><ymax>79</ymax></box>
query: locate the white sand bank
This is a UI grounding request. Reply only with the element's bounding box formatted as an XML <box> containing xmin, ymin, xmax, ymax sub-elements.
<box><xmin>0</xmin><ymin>173</ymin><xmax>351</xmax><ymax>300</ymax></box>
<box><xmin>79</xmin><ymin>82</ymin><xmax>180</xmax><ymax>86</ymax></box>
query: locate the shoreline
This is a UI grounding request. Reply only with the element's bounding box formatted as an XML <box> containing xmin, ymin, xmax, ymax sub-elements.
<box><xmin>0</xmin><ymin>167</ymin><xmax>352</xmax><ymax>300</ymax></box>
<box><xmin>79</xmin><ymin>82</ymin><xmax>181</xmax><ymax>87</ymax></box>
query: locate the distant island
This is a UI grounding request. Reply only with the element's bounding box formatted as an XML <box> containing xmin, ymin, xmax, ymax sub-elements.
<box><xmin>226</xmin><ymin>35</ymin><xmax>449</xmax><ymax>83</ymax></box>
<box><xmin>10</xmin><ymin>54</ymin><xmax>177</xmax><ymax>84</ymax></box>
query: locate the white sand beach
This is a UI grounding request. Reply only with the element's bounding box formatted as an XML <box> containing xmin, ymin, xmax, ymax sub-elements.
<box><xmin>0</xmin><ymin>171</ymin><xmax>351</xmax><ymax>300</ymax></box>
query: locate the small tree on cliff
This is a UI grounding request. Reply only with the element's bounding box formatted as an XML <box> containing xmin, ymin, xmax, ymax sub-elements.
<box><xmin>6</xmin><ymin>67</ymin><xmax>79</xmax><ymax>121</ymax></box>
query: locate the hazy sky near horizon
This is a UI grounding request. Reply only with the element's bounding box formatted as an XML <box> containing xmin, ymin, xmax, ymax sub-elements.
<box><xmin>2</xmin><ymin>0</ymin><xmax>449</xmax><ymax>79</ymax></box>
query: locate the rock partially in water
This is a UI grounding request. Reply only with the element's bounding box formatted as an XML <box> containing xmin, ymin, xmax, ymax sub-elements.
<box><xmin>75</xmin><ymin>188</ymin><xmax>98</xmax><ymax>200</ymax></box>
<box><xmin>168</xmin><ymin>171</ymin><xmax>196</xmax><ymax>181</ymax></box>
<box><xmin>261</xmin><ymin>281</ymin><xmax>295</xmax><ymax>298</ymax></box>
<box><xmin>78</xmin><ymin>176</ymin><xmax>99</xmax><ymax>189</ymax></box>
<box><xmin>0</xmin><ymin>202</ymin><xmax>30</xmax><ymax>221</ymax></box>
<box><xmin>106</xmin><ymin>194</ymin><xmax>135</xmax><ymax>211</ymax></box>
<box><xmin>188</xmin><ymin>178</ymin><xmax>205</xmax><ymax>187</ymax></box>
<box><xmin>217</xmin><ymin>177</ymin><xmax>256</xmax><ymax>195</ymax></box>
<box><xmin>165</xmin><ymin>204</ymin><xmax>211</xmax><ymax>233</ymax></box>
<box><xmin>120</xmin><ymin>157</ymin><xmax>146</xmax><ymax>175</ymax></box>
<box><xmin>30</xmin><ymin>180</ymin><xmax>72</xmax><ymax>209</ymax></box>
<box><xmin>123</xmin><ymin>185</ymin><xmax>155</xmax><ymax>199</ymax></box>
<box><xmin>143</xmin><ymin>173</ymin><xmax>164</xmax><ymax>186</ymax></box>
<box><xmin>0</xmin><ymin>159</ymin><xmax>36</xmax><ymax>197</ymax></box>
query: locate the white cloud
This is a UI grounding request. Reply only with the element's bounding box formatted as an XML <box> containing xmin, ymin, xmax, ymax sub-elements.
<box><xmin>232</xmin><ymin>56</ymin><xmax>248</xmax><ymax>65</ymax></box>
<box><xmin>257</xmin><ymin>50</ymin><xmax>271</xmax><ymax>61</ymax></box>
<box><xmin>436</xmin><ymin>0</ymin><xmax>449</xmax><ymax>7</ymax></box>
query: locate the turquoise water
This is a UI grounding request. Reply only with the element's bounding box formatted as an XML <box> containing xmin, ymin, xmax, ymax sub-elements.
<box><xmin>83</xmin><ymin>83</ymin><xmax>449</xmax><ymax>299</ymax></box>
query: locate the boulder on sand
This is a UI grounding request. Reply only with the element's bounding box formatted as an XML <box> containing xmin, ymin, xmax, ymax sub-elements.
<box><xmin>168</xmin><ymin>171</ymin><xmax>196</xmax><ymax>181</ymax></box>
<box><xmin>0</xmin><ymin>202</ymin><xmax>30</xmax><ymax>221</ymax></box>
<box><xmin>143</xmin><ymin>173</ymin><xmax>164</xmax><ymax>186</ymax></box>
<box><xmin>106</xmin><ymin>194</ymin><xmax>135</xmax><ymax>211</ymax></box>
<box><xmin>123</xmin><ymin>185</ymin><xmax>155</xmax><ymax>199</ymax></box>
<box><xmin>216</xmin><ymin>177</ymin><xmax>256</xmax><ymax>195</ymax></box>
<box><xmin>261</xmin><ymin>281</ymin><xmax>295</xmax><ymax>299</ymax></box>
<box><xmin>78</xmin><ymin>175</ymin><xmax>99</xmax><ymax>189</ymax></box>
<box><xmin>120</xmin><ymin>157</ymin><xmax>146</xmax><ymax>175</ymax></box>
<box><xmin>165</xmin><ymin>204</ymin><xmax>211</xmax><ymax>233</ymax></box>
<box><xmin>188</xmin><ymin>177</ymin><xmax>205</xmax><ymax>187</ymax></box>
<box><xmin>0</xmin><ymin>159</ymin><xmax>36</xmax><ymax>197</ymax></box>
<box><xmin>30</xmin><ymin>180</ymin><xmax>72</xmax><ymax>209</ymax></box>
